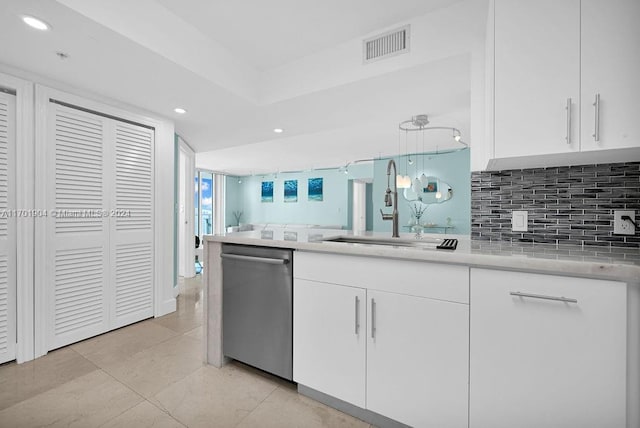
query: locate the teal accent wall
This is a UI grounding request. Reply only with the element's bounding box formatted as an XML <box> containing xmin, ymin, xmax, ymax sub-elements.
<box><xmin>224</xmin><ymin>151</ymin><xmax>470</xmax><ymax>234</ymax></box>
<box><xmin>226</xmin><ymin>163</ymin><xmax>373</xmax><ymax>228</ymax></box>
<box><xmin>225</xmin><ymin>175</ymin><xmax>242</xmax><ymax>226</ymax></box>
<box><xmin>373</xmin><ymin>150</ymin><xmax>471</xmax><ymax>234</ymax></box>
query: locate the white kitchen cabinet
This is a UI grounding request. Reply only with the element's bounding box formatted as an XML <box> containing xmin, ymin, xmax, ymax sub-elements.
<box><xmin>469</xmin><ymin>268</ymin><xmax>627</xmax><ymax>428</ymax></box>
<box><xmin>491</xmin><ymin>0</ymin><xmax>640</xmax><ymax>166</ymax></box>
<box><xmin>367</xmin><ymin>290</ymin><xmax>469</xmax><ymax>428</ymax></box>
<box><xmin>580</xmin><ymin>0</ymin><xmax>640</xmax><ymax>152</ymax></box>
<box><xmin>494</xmin><ymin>0</ymin><xmax>580</xmax><ymax>158</ymax></box>
<box><xmin>293</xmin><ymin>251</ymin><xmax>470</xmax><ymax>427</ymax></box>
<box><xmin>293</xmin><ymin>278</ymin><xmax>366</xmax><ymax>408</ymax></box>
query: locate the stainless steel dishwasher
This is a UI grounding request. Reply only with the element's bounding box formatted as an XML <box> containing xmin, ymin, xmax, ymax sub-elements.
<box><xmin>221</xmin><ymin>244</ymin><xmax>293</xmax><ymax>380</ymax></box>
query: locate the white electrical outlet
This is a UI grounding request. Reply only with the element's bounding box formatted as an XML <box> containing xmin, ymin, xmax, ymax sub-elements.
<box><xmin>512</xmin><ymin>211</ymin><xmax>528</xmax><ymax>232</ymax></box>
<box><xmin>613</xmin><ymin>210</ymin><xmax>636</xmax><ymax>235</ymax></box>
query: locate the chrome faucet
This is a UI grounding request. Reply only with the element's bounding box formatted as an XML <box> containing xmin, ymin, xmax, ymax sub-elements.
<box><xmin>380</xmin><ymin>159</ymin><xmax>400</xmax><ymax>238</ymax></box>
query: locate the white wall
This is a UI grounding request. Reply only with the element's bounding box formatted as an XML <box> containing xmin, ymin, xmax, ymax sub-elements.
<box><xmin>0</xmin><ymin>66</ymin><xmax>176</xmax><ymax>361</ymax></box>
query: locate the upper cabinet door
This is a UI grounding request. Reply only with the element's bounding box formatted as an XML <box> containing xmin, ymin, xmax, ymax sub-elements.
<box><xmin>494</xmin><ymin>0</ymin><xmax>580</xmax><ymax>158</ymax></box>
<box><xmin>580</xmin><ymin>0</ymin><xmax>640</xmax><ymax>152</ymax></box>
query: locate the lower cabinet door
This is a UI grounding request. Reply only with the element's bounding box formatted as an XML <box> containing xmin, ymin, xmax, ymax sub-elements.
<box><xmin>293</xmin><ymin>279</ymin><xmax>366</xmax><ymax>407</ymax></box>
<box><xmin>367</xmin><ymin>290</ymin><xmax>469</xmax><ymax>428</ymax></box>
<box><xmin>470</xmin><ymin>268</ymin><xmax>627</xmax><ymax>428</ymax></box>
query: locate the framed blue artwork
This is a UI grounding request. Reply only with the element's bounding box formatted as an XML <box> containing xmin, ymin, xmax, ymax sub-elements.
<box><xmin>261</xmin><ymin>181</ymin><xmax>273</xmax><ymax>202</ymax></box>
<box><xmin>308</xmin><ymin>177</ymin><xmax>323</xmax><ymax>201</ymax></box>
<box><xmin>284</xmin><ymin>180</ymin><xmax>298</xmax><ymax>202</ymax></box>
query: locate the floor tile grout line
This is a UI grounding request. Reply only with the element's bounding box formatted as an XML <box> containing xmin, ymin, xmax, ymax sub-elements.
<box><xmin>94</xmin><ymin>367</ymin><xmax>154</xmax><ymax>426</ymax></box>
<box><xmin>0</xmin><ymin>348</ymin><xmax>99</xmax><ymax>413</ymax></box>
<box><xmin>72</xmin><ymin>323</ymin><xmax>200</xmax><ymax>374</ymax></box>
<box><xmin>93</xmin><ymin>354</ymin><xmax>200</xmax><ymax>428</ymax></box>
<box><xmin>143</xmin><ymin>398</ymin><xmax>190</xmax><ymax>428</ymax></box>
<box><xmin>231</xmin><ymin>383</ymin><xmax>283</xmax><ymax>428</ymax></box>
<box><xmin>94</xmin><ymin>366</ymin><xmax>189</xmax><ymax>428</ymax></box>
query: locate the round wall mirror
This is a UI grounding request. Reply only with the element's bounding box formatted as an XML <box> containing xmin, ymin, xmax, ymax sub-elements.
<box><xmin>402</xmin><ymin>176</ymin><xmax>453</xmax><ymax>204</ymax></box>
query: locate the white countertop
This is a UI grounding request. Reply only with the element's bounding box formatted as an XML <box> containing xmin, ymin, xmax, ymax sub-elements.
<box><xmin>205</xmin><ymin>230</ymin><xmax>640</xmax><ymax>283</ymax></box>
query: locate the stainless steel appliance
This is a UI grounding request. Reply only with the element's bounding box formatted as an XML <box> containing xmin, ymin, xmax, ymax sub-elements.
<box><xmin>221</xmin><ymin>244</ymin><xmax>293</xmax><ymax>380</ymax></box>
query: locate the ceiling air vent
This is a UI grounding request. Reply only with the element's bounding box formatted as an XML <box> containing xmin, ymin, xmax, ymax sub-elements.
<box><xmin>363</xmin><ymin>25</ymin><xmax>410</xmax><ymax>64</ymax></box>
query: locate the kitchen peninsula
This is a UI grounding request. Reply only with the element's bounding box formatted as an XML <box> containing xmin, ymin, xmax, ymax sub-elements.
<box><xmin>204</xmin><ymin>230</ymin><xmax>640</xmax><ymax>428</ymax></box>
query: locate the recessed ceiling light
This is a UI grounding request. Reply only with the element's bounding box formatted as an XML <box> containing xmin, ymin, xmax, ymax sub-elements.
<box><xmin>273</xmin><ymin>128</ymin><xmax>284</xmax><ymax>133</ymax></box>
<box><xmin>22</xmin><ymin>15</ymin><xmax>50</xmax><ymax>31</ymax></box>
<box><xmin>174</xmin><ymin>108</ymin><xmax>187</xmax><ymax>114</ymax></box>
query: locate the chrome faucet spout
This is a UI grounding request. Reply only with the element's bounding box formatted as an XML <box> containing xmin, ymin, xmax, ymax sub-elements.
<box><xmin>380</xmin><ymin>159</ymin><xmax>399</xmax><ymax>238</ymax></box>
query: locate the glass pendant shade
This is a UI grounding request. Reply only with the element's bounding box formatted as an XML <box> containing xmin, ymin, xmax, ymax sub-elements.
<box><xmin>396</xmin><ymin>175</ymin><xmax>410</xmax><ymax>189</ymax></box>
<box><xmin>412</xmin><ymin>177</ymin><xmax>422</xmax><ymax>193</ymax></box>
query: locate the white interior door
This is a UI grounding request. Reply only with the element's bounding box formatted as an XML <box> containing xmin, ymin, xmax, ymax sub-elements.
<box><xmin>177</xmin><ymin>141</ymin><xmax>195</xmax><ymax>278</ymax></box>
<box><xmin>0</xmin><ymin>91</ymin><xmax>17</xmax><ymax>364</ymax></box>
<box><xmin>46</xmin><ymin>103</ymin><xmax>110</xmax><ymax>350</ymax></box>
<box><xmin>45</xmin><ymin>101</ymin><xmax>155</xmax><ymax>349</ymax></box>
<box><xmin>110</xmin><ymin>122</ymin><xmax>154</xmax><ymax>329</ymax></box>
<box><xmin>352</xmin><ymin>180</ymin><xmax>366</xmax><ymax>233</ymax></box>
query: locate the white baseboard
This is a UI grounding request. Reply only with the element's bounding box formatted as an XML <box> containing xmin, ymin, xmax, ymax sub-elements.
<box><xmin>157</xmin><ymin>297</ymin><xmax>177</xmax><ymax>317</ymax></box>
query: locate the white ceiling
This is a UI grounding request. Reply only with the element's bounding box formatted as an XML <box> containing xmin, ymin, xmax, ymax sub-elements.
<box><xmin>0</xmin><ymin>0</ymin><xmax>488</xmax><ymax>175</ymax></box>
<box><xmin>154</xmin><ymin>0</ymin><xmax>464</xmax><ymax>71</ymax></box>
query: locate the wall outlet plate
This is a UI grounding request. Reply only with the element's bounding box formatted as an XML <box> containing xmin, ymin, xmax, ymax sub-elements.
<box><xmin>512</xmin><ymin>210</ymin><xmax>528</xmax><ymax>232</ymax></box>
<box><xmin>613</xmin><ymin>210</ymin><xmax>636</xmax><ymax>235</ymax></box>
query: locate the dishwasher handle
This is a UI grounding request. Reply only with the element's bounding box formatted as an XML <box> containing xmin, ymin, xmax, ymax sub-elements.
<box><xmin>221</xmin><ymin>253</ymin><xmax>289</xmax><ymax>265</ymax></box>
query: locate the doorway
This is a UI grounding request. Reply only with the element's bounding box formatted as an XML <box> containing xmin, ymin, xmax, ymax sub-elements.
<box><xmin>351</xmin><ymin>179</ymin><xmax>374</xmax><ymax>232</ymax></box>
<box><xmin>193</xmin><ymin>170</ymin><xmax>215</xmax><ymax>275</ymax></box>
<box><xmin>177</xmin><ymin>138</ymin><xmax>195</xmax><ymax>279</ymax></box>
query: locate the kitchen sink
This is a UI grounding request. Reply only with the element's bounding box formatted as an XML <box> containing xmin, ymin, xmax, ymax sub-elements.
<box><xmin>322</xmin><ymin>236</ymin><xmax>443</xmax><ymax>248</ymax></box>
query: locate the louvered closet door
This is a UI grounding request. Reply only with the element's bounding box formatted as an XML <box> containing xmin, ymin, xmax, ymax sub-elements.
<box><xmin>0</xmin><ymin>92</ymin><xmax>16</xmax><ymax>364</ymax></box>
<box><xmin>109</xmin><ymin>122</ymin><xmax>154</xmax><ymax>328</ymax></box>
<box><xmin>46</xmin><ymin>103</ymin><xmax>110</xmax><ymax>350</ymax></box>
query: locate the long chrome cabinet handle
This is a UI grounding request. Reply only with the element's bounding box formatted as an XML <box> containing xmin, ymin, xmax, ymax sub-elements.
<box><xmin>371</xmin><ymin>298</ymin><xmax>376</xmax><ymax>339</ymax></box>
<box><xmin>593</xmin><ymin>93</ymin><xmax>600</xmax><ymax>142</ymax></box>
<box><xmin>220</xmin><ymin>253</ymin><xmax>289</xmax><ymax>264</ymax></box>
<box><xmin>565</xmin><ymin>98</ymin><xmax>572</xmax><ymax>144</ymax></box>
<box><xmin>510</xmin><ymin>291</ymin><xmax>577</xmax><ymax>304</ymax></box>
<box><xmin>354</xmin><ymin>296</ymin><xmax>360</xmax><ymax>335</ymax></box>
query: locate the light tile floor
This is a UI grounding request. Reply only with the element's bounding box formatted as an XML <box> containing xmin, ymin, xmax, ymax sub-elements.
<box><xmin>0</xmin><ymin>276</ymin><xmax>372</xmax><ymax>428</ymax></box>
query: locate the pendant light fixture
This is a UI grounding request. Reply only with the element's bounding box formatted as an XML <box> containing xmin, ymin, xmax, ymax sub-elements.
<box><xmin>419</xmin><ymin>128</ymin><xmax>428</xmax><ymax>188</ymax></box>
<box><xmin>395</xmin><ymin>128</ymin><xmax>411</xmax><ymax>188</ymax></box>
<box><xmin>396</xmin><ymin>114</ymin><xmax>467</xmax><ymax>192</ymax></box>
<box><xmin>411</xmin><ymin>130</ymin><xmax>421</xmax><ymax>193</ymax></box>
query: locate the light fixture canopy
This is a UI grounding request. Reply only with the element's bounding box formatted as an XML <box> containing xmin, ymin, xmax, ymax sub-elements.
<box><xmin>273</xmin><ymin>128</ymin><xmax>284</xmax><ymax>133</ymax></box>
<box><xmin>174</xmin><ymin>107</ymin><xmax>187</xmax><ymax>114</ymax></box>
<box><xmin>22</xmin><ymin>15</ymin><xmax>50</xmax><ymax>31</ymax></box>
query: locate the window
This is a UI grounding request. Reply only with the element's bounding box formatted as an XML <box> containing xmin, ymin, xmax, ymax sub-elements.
<box><xmin>194</xmin><ymin>170</ymin><xmax>214</xmax><ymax>237</ymax></box>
